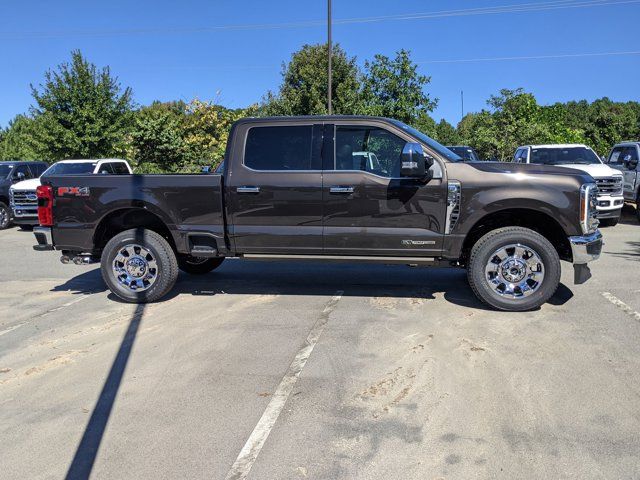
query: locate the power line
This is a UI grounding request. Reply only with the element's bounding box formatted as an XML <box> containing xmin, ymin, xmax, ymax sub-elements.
<box><xmin>418</xmin><ymin>50</ymin><xmax>640</xmax><ymax>64</ymax></box>
<box><xmin>1</xmin><ymin>0</ymin><xmax>638</xmax><ymax>39</ymax></box>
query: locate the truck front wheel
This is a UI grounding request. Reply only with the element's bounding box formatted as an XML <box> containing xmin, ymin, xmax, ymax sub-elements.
<box><xmin>101</xmin><ymin>228</ymin><xmax>179</xmax><ymax>303</ymax></box>
<box><xmin>178</xmin><ymin>256</ymin><xmax>224</xmax><ymax>275</ymax></box>
<box><xmin>467</xmin><ymin>227</ymin><xmax>560</xmax><ymax>312</ymax></box>
<box><xmin>0</xmin><ymin>202</ymin><xmax>11</xmax><ymax>230</ymax></box>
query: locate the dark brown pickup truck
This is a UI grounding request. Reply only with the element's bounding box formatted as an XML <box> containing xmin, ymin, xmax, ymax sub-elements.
<box><xmin>33</xmin><ymin>116</ymin><xmax>602</xmax><ymax>311</ymax></box>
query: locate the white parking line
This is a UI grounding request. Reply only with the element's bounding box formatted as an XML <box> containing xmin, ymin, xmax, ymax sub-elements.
<box><xmin>224</xmin><ymin>291</ymin><xmax>344</xmax><ymax>480</ymax></box>
<box><xmin>38</xmin><ymin>294</ymin><xmax>90</xmax><ymax>318</ymax></box>
<box><xmin>601</xmin><ymin>292</ymin><xmax>640</xmax><ymax>322</ymax></box>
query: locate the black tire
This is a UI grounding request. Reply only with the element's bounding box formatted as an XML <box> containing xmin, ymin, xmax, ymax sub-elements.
<box><xmin>599</xmin><ymin>217</ymin><xmax>619</xmax><ymax>227</ymax></box>
<box><xmin>18</xmin><ymin>225</ymin><xmax>34</xmax><ymax>231</ymax></box>
<box><xmin>0</xmin><ymin>202</ymin><xmax>11</xmax><ymax>230</ymax></box>
<box><xmin>467</xmin><ymin>227</ymin><xmax>561</xmax><ymax>312</ymax></box>
<box><xmin>636</xmin><ymin>199</ymin><xmax>640</xmax><ymax>223</ymax></box>
<box><xmin>101</xmin><ymin>228</ymin><xmax>178</xmax><ymax>303</ymax></box>
<box><xmin>178</xmin><ymin>256</ymin><xmax>224</xmax><ymax>275</ymax></box>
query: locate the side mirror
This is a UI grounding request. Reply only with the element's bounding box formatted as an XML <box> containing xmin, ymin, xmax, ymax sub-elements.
<box><xmin>401</xmin><ymin>142</ymin><xmax>428</xmax><ymax>178</ymax></box>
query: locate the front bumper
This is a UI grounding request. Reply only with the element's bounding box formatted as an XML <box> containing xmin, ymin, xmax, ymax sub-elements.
<box><xmin>33</xmin><ymin>226</ymin><xmax>54</xmax><ymax>251</ymax></box>
<box><xmin>569</xmin><ymin>230</ymin><xmax>603</xmax><ymax>285</ymax></box>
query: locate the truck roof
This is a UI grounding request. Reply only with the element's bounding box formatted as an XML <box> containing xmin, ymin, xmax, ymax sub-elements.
<box><xmin>522</xmin><ymin>144</ymin><xmax>590</xmax><ymax>149</ymax></box>
<box><xmin>0</xmin><ymin>160</ymin><xmax>47</xmax><ymax>165</ymax></box>
<box><xmin>235</xmin><ymin>115</ymin><xmax>400</xmax><ymax>124</ymax></box>
<box><xmin>54</xmin><ymin>158</ymin><xmax>128</xmax><ymax>164</ymax></box>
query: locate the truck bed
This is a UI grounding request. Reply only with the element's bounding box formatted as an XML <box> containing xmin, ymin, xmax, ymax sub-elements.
<box><xmin>44</xmin><ymin>174</ymin><xmax>225</xmax><ymax>255</ymax></box>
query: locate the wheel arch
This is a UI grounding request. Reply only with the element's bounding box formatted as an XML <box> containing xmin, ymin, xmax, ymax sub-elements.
<box><xmin>93</xmin><ymin>208</ymin><xmax>177</xmax><ymax>253</ymax></box>
<box><xmin>460</xmin><ymin>208</ymin><xmax>572</xmax><ymax>264</ymax></box>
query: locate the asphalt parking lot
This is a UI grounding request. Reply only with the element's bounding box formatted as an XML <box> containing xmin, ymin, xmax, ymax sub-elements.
<box><xmin>1</xmin><ymin>208</ymin><xmax>640</xmax><ymax>480</ymax></box>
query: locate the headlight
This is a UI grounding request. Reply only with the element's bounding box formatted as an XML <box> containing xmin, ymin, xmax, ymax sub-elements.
<box><xmin>580</xmin><ymin>183</ymin><xmax>599</xmax><ymax>234</ymax></box>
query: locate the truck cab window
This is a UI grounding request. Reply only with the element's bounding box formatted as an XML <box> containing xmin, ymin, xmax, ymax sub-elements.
<box><xmin>110</xmin><ymin>162</ymin><xmax>130</xmax><ymax>174</ymax></box>
<box><xmin>13</xmin><ymin>165</ymin><xmax>33</xmax><ymax>179</ymax></box>
<box><xmin>244</xmin><ymin>125</ymin><xmax>314</xmax><ymax>170</ymax></box>
<box><xmin>335</xmin><ymin>126</ymin><xmax>406</xmax><ymax>177</ymax></box>
<box><xmin>608</xmin><ymin>147</ymin><xmax>625</xmax><ymax>165</ymax></box>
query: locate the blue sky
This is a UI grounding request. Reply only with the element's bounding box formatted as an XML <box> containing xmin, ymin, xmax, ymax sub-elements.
<box><xmin>1</xmin><ymin>0</ymin><xmax>639</xmax><ymax>128</ymax></box>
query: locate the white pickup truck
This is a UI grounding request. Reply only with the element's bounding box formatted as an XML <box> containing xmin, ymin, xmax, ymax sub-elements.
<box><xmin>10</xmin><ymin>159</ymin><xmax>132</xmax><ymax>227</ymax></box>
<box><xmin>514</xmin><ymin>144</ymin><xmax>624</xmax><ymax>226</ymax></box>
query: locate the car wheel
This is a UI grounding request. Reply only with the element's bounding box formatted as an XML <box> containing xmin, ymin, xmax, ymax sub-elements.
<box><xmin>18</xmin><ymin>225</ymin><xmax>34</xmax><ymax>231</ymax></box>
<box><xmin>178</xmin><ymin>256</ymin><xmax>224</xmax><ymax>275</ymax></box>
<box><xmin>0</xmin><ymin>202</ymin><xmax>11</xmax><ymax>230</ymax></box>
<box><xmin>599</xmin><ymin>217</ymin><xmax>619</xmax><ymax>227</ymax></box>
<box><xmin>468</xmin><ymin>227</ymin><xmax>561</xmax><ymax>312</ymax></box>
<box><xmin>636</xmin><ymin>198</ymin><xmax>640</xmax><ymax>223</ymax></box>
<box><xmin>101</xmin><ymin>228</ymin><xmax>178</xmax><ymax>303</ymax></box>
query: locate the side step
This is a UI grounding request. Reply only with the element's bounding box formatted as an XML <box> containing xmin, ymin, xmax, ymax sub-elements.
<box><xmin>241</xmin><ymin>254</ymin><xmax>436</xmax><ymax>266</ymax></box>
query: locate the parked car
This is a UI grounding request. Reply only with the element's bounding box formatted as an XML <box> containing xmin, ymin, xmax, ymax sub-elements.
<box><xmin>32</xmin><ymin>116</ymin><xmax>602</xmax><ymax>312</ymax></box>
<box><xmin>0</xmin><ymin>161</ymin><xmax>48</xmax><ymax>230</ymax></box>
<box><xmin>446</xmin><ymin>146</ymin><xmax>482</xmax><ymax>162</ymax></box>
<box><xmin>514</xmin><ymin>144</ymin><xmax>624</xmax><ymax>226</ymax></box>
<box><xmin>10</xmin><ymin>159</ymin><xmax>132</xmax><ymax>228</ymax></box>
<box><xmin>605</xmin><ymin>141</ymin><xmax>640</xmax><ymax>221</ymax></box>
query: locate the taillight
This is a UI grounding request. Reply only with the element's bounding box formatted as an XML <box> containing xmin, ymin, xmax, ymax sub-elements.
<box><xmin>37</xmin><ymin>185</ymin><xmax>54</xmax><ymax>226</ymax></box>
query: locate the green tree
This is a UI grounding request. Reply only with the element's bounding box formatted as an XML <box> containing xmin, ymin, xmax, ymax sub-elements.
<box><xmin>30</xmin><ymin>50</ymin><xmax>134</xmax><ymax>159</ymax></box>
<box><xmin>262</xmin><ymin>43</ymin><xmax>361</xmax><ymax>115</ymax></box>
<box><xmin>432</xmin><ymin>119</ymin><xmax>459</xmax><ymax>145</ymax></box>
<box><xmin>0</xmin><ymin>114</ymin><xmax>46</xmax><ymax>160</ymax></box>
<box><xmin>360</xmin><ymin>49</ymin><xmax>437</xmax><ymax>124</ymax></box>
<box><xmin>130</xmin><ymin>102</ymin><xmax>187</xmax><ymax>173</ymax></box>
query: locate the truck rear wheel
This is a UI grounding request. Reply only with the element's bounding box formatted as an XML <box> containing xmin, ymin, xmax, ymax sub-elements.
<box><xmin>467</xmin><ymin>227</ymin><xmax>560</xmax><ymax>312</ymax></box>
<box><xmin>101</xmin><ymin>228</ymin><xmax>178</xmax><ymax>303</ymax></box>
<box><xmin>178</xmin><ymin>256</ymin><xmax>224</xmax><ymax>275</ymax></box>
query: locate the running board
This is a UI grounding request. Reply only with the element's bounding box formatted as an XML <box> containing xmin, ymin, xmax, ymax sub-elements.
<box><xmin>241</xmin><ymin>254</ymin><xmax>436</xmax><ymax>266</ymax></box>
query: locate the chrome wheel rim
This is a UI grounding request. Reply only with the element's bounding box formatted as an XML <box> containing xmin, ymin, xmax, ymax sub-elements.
<box><xmin>112</xmin><ymin>244</ymin><xmax>158</xmax><ymax>292</ymax></box>
<box><xmin>484</xmin><ymin>243</ymin><xmax>545</xmax><ymax>298</ymax></box>
<box><xmin>0</xmin><ymin>206</ymin><xmax>8</xmax><ymax>227</ymax></box>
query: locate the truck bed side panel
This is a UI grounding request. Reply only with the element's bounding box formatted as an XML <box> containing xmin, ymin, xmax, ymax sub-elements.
<box><xmin>46</xmin><ymin>174</ymin><xmax>224</xmax><ymax>254</ymax></box>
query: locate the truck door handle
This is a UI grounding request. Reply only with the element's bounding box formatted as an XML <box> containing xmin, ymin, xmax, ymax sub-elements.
<box><xmin>237</xmin><ymin>186</ymin><xmax>260</xmax><ymax>194</ymax></box>
<box><xmin>329</xmin><ymin>186</ymin><xmax>354</xmax><ymax>194</ymax></box>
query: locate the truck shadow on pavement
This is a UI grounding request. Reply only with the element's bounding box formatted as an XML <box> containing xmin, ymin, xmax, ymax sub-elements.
<box><xmin>52</xmin><ymin>261</ymin><xmax>574</xmax><ymax>312</ymax></box>
<box><xmin>64</xmin><ymin>303</ymin><xmax>146</xmax><ymax>480</ymax></box>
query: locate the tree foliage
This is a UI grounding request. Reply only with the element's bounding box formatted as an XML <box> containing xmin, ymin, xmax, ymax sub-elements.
<box><xmin>360</xmin><ymin>49</ymin><xmax>437</xmax><ymax>123</ymax></box>
<box><xmin>1</xmin><ymin>46</ymin><xmax>639</xmax><ymax>171</ymax></box>
<box><xmin>29</xmin><ymin>50</ymin><xmax>134</xmax><ymax>159</ymax></box>
<box><xmin>262</xmin><ymin>44</ymin><xmax>361</xmax><ymax>116</ymax></box>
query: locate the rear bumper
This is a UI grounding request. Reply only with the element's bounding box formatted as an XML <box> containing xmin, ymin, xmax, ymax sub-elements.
<box><xmin>33</xmin><ymin>226</ymin><xmax>54</xmax><ymax>251</ymax></box>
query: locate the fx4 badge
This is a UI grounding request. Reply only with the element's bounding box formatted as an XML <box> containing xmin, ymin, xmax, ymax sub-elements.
<box><xmin>401</xmin><ymin>240</ymin><xmax>435</xmax><ymax>246</ymax></box>
<box><xmin>58</xmin><ymin>187</ymin><xmax>90</xmax><ymax>197</ymax></box>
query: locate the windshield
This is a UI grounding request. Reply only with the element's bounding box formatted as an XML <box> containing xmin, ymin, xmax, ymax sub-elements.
<box><xmin>530</xmin><ymin>147</ymin><xmax>601</xmax><ymax>165</ymax></box>
<box><xmin>389</xmin><ymin>120</ymin><xmax>463</xmax><ymax>161</ymax></box>
<box><xmin>43</xmin><ymin>162</ymin><xmax>97</xmax><ymax>175</ymax></box>
<box><xmin>0</xmin><ymin>165</ymin><xmax>14</xmax><ymax>178</ymax></box>
<box><xmin>447</xmin><ymin>146</ymin><xmax>479</xmax><ymax>162</ymax></box>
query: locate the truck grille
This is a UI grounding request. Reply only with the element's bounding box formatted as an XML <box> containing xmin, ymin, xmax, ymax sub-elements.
<box><xmin>595</xmin><ymin>177</ymin><xmax>622</xmax><ymax>196</ymax></box>
<box><xmin>11</xmin><ymin>190</ymin><xmax>38</xmax><ymax>205</ymax></box>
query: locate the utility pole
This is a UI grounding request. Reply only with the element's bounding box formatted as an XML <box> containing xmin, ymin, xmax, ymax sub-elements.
<box><xmin>461</xmin><ymin>90</ymin><xmax>464</xmax><ymax>120</ymax></box>
<box><xmin>327</xmin><ymin>0</ymin><xmax>332</xmax><ymax>115</ymax></box>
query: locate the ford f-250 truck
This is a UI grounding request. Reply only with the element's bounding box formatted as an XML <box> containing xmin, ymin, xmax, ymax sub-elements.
<box><xmin>32</xmin><ymin>116</ymin><xmax>603</xmax><ymax>311</ymax></box>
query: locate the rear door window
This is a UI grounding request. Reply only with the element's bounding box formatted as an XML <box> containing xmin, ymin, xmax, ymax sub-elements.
<box><xmin>244</xmin><ymin>125</ymin><xmax>315</xmax><ymax>171</ymax></box>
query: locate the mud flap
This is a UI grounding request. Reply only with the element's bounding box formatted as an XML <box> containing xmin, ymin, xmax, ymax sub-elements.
<box><xmin>573</xmin><ymin>264</ymin><xmax>592</xmax><ymax>285</ymax></box>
